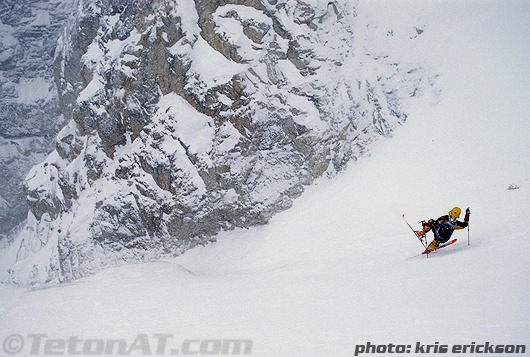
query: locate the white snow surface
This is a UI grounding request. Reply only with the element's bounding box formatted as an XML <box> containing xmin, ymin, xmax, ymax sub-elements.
<box><xmin>1</xmin><ymin>1</ymin><xmax>530</xmax><ymax>356</ymax></box>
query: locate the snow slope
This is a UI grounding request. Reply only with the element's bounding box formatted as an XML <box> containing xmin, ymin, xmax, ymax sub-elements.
<box><xmin>1</xmin><ymin>1</ymin><xmax>530</xmax><ymax>356</ymax></box>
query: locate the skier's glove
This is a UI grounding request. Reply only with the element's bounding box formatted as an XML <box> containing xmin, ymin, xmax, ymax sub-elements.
<box><xmin>465</xmin><ymin>208</ymin><xmax>470</xmax><ymax>222</ymax></box>
<box><xmin>422</xmin><ymin>220</ymin><xmax>433</xmax><ymax>229</ymax></box>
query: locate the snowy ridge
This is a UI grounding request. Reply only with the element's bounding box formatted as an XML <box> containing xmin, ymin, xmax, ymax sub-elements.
<box><xmin>3</xmin><ymin>0</ymin><xmax>436</xmax><ymax>285</ymax></box>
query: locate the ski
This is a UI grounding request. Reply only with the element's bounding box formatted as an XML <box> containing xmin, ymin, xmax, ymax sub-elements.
<box><xmin>422</xmin><ymin>238</ymin><xmax>457</xmax><ymax>254</ymax></box>
<box><xmin>407</xmin><ymin>239</ymin><xmax>458</xmax><ymax>259</ymax></box>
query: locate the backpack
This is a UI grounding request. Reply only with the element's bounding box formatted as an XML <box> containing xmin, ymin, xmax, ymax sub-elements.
<box><xmin>436</xmin><ymin>221</ymin><xmax>455</xmax><ymax>242</ymax></box>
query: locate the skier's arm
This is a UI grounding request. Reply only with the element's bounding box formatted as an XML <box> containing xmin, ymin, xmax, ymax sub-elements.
<box><xmin>454</xmin><ymin>208</ymin><xmax>470</xmax><ymax>229</ymax></box>
<box><xmin>422</xmin><ymin>219</ymin><xmax>435</xmax><ymax>233</ymax></box>
<box><xmin>422</xmin><ymin>216</ymin><xmax>447</xmax><ymax>232</ymax></box>
<box><xmin>454</xmin><ymin>220</ymin><xmax>468</xmax><ymax>229</ymax></box>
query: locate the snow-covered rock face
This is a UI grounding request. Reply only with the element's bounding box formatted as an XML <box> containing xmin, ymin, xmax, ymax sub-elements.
<box><xmin>0</xmin><ymin>0</ymin><xmax>73</xmax><ymax>237</ymax></box>
<box><xmin>5</xmin><ymin>0</ymin><xmax>437</xmax><ymax>285</ymax></box>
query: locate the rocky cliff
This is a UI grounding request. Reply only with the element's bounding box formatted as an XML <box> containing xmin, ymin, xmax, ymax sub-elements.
<box><xmin>0</xmin><ymin>0</ymin><xmax>72</xmax><ymax>237</ymax></box>
<box><xmin>3</xmin><ymin>0</ymin><xmax>437</xmax><ymax>285</ymax></box>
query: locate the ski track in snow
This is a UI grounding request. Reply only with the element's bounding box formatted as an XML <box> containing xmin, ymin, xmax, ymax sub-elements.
<box><xmin>1</xmin><ymin>1</ymin><xmax>530</xmax><ymax>356</ymax></box>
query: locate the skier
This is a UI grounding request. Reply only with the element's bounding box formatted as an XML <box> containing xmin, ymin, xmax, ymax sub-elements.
<box><xmin>416</xmin><ymin>207</ymin><xmax>470</xmax><ymax>253</ymax></box>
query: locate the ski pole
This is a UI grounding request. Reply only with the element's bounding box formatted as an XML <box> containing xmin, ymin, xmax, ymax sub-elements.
<box><xmin>466</xmin><ymin>207</ymin><xmax>470</xmax><ymax>246</ymax></box>
<box><xmin>402</xmin><ymin>214</ymin><xmax>427</xmax><ymax>249</ymax></box>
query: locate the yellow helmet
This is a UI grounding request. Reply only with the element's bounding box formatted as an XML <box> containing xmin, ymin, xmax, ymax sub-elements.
<box><xmin>449</xmin><ymin>207</ymin><xmax>461</xmax><ymax>220</ymax></box>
